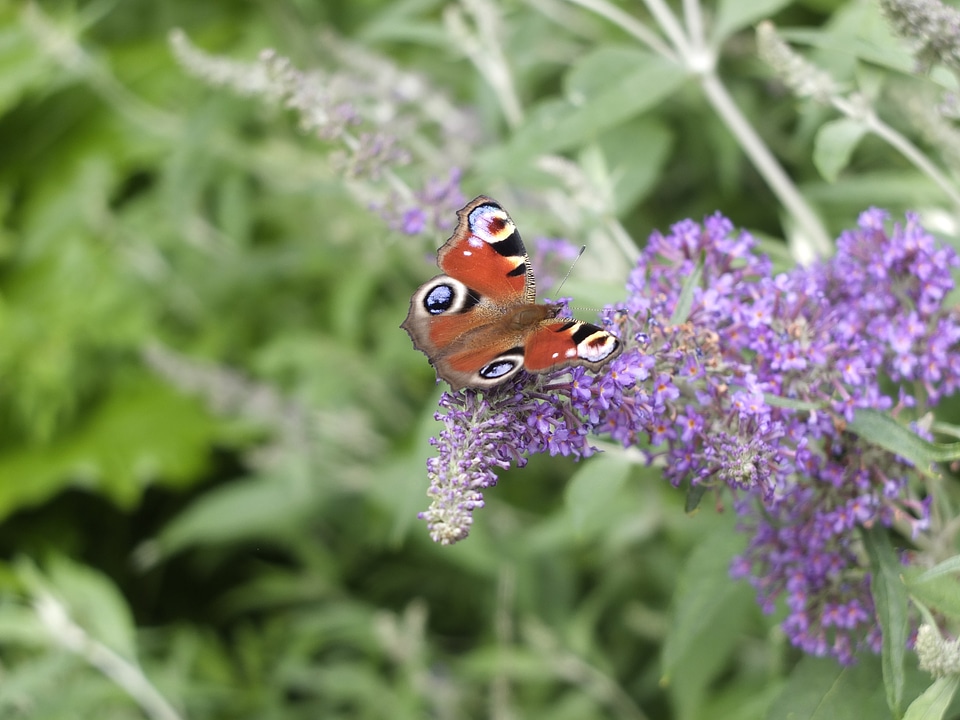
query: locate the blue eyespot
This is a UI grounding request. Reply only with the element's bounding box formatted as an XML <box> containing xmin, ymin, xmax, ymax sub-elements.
<box><xmin>480</xmin><ymin>360</ymin><xmax>516</xmax><ymax>379</ymax></box>
<box><xmin>424</xmin><ymin>285</ymin><xmax>454</xmax><ymax>315</ymax></box>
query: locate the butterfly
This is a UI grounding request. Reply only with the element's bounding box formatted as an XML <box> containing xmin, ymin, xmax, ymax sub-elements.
<box><xmin>401</xmin><ymin>195</ymin><xmax>622</xmax><ymax>390</ymax></box>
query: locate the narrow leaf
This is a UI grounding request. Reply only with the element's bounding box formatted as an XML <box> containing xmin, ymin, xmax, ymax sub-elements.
<box><xmin>863</xmin><ymin>526</ymin><xmax>909</xmax><ymax>717</ymax></box>
<box><xmin>779</xmin><ymin>28</ymin><xmax>917</xmax><ymax>78</ymax></box>
<box><xmin>814</xmin><ymin>118</ymin><xmax>867</xmax><ymax>183</ymax></box>
<box><xmin>851</xmin><ymin>409</ymin><xmax>960</xmax><ymax>470</ymax></box>
<box><xmin>19</xmin><ymin>555</ymin><xmax>138</xmax><ymax>661</ymax></box>
<box><xmin>914</xmin><ymin>556</ymin><xmax>960</xmax><ymax>585</ymax></box>
<box><xmin>662</xmin><ymin>525</ymin><xmax>746</xmax><ymax>677</ymax></box>
<box><xmin>565</xmin><ymin>454</ymin><xmax>631</xmax><ymax>534</ymax></box>
<box><xmin>763</xmin><ymin>393</ymin><xmax>826</xmax><ymax>411</ymax></box>
<box><xmin>477</xmin><ymin>51</ymin><xmax>686</xmax><ymax>175</ymax></box>
<box><xmin>713</xmin><ymin>0</ymin><xmax>793</xmax><ymax>44</ymax></box>
<box><xmin>670</xmin><ymin>254</ymin><xmax>704</xmax><ymax>325</ymax></box>
<box><xmin>684</xmin><ymin>482</ymin><xmax>708</xmax><ymax>513</ymax></box>
<box><xmin>767</xmin><ymin>655</ymin><xmax>889</xmax><ymax>720</ymax></box>
<box><xmin>903</xmin><ymin>677</ymin><xmax>960</xmax><ymax>720</ymax></box>
<box><xmin>930</xmin><ymin>420</ymin><xmax>960</xmax><ymax>439</ymax></box>
<box><xmin>662</xmin><ymin>525</ymin><xmax>751</xmax><ymax>720</ymax></box>
<box><xmin>905</xmin><ymin>568</ymin><xmax>960</xmax><ymax>619</ymax></box>
<box><xmin>149</xmin><ymin>475</ymin><xmax>316</xmax><ymax>561</ymax></box>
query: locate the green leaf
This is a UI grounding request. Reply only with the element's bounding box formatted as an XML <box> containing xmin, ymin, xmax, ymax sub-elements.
<box><xmin>684</xmin><ymin>482</ymin><xmax>708</xmax><ymax>513</ymax></box>
<box><xmin>21</xmin><ymin>555</ymin><xmax>137</xmax><ymax>661</ymax></box>
<box><xmin>913</xmin><ymin>556</ymin><xmax>960</xmax><ymax>585</ymax></box>
<box><xmin>850</xmin><ymin>409</ymin><xmax>960</xmax><ymax>471</ymax></box>
<box><xmin>863</xmin><ymin>526</ymin><xmax>909</xmax><ymax>717</ymax></box>
<box><xmin>904</xmin><ymin>566</ymin><xmax>960</xmax><ymax>620</ymax></box>
<box><xmin>779</xmin><ymin>27</ymin><xmax>918</xmax><ymax>77</ymax></box>
<box><xmin>0</xmin><ymin>602</ymin><xmax>48</xmax><ymax>647</ymax></box>
<box><xmin>763</xmin><ymin>393</ymin><xmax>826</xmax><ymax>411</ymax></box>
<box><xmin>564</xmin><ymin>454</ymin><xmax>632</xmax><ymax>535</ymax></box>
<box><xmin>903</xmin><ymin>677</ymin><xmax>960</xmax><ymax>720</ymax></box>
<box><xmin>670</xmin><ymin>254</ymin><xmax>704</xmax><ymax>325</ymax></box>
<box><xmin>813</xmin><ymin>118</ymin><xmax>867</xmax><ymax>182</ymax></box>
<box><xmin>0</xmin><ymin>11</ymin><xmax>59</xmax><ymax>116</ymax></box>
<box><xmin>712</xmin><ymin>0</ymin><xmax>794</xmax><ymax>44</ymax></box>
<box><xmin>145</xmin><ymin>474</ymin><xmax>317</xmax><ymax>563</ymax></box>
<box><xmin>662</xmin><ymin>525</ymin><xmax>750</xmax><ymax>720</ymax></box>
<box><xmin>930</xmin><ymin>420</ymin><xmax>960</xmax><ymax>440</ymax></box>
<box><xmin>478</xmin><ymin>49</ymin><xmax>686</xmax><ymax>175</ymax></box>
<box><xmin>597</xmin><ymin>118</ymin><xmax>674</xmax><ymax>213</ymax></box>
<box><xmin>0</xmin><ymin>376</ymin><xmax>219</xmax><ymax>520</ymax></box>
<box><xmin>767</xmin><ymin>655</ymin><xmax>890</xmax><ymax>720</ymax></box>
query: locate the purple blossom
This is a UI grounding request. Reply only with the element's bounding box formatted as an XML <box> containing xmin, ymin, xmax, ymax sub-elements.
<box><xmin>416</xmin><ymin>207</ymin><xmax>960</xmax><ymax>663</ymax></box>
<box><xmin>380</xmin><ymin>169</ymin><xmax>465</xmax><ymax>236</ymax></box>
<box><xmin>419</xmin><ymin>379</ymin><xmax>597</xmax><ymax>544</ymax></box>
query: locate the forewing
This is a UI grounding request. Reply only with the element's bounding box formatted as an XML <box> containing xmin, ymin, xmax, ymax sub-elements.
<box><xmin>436</xmin><ymin>196</ymin><xmax>536</xmax><ymax>306</ymax></box>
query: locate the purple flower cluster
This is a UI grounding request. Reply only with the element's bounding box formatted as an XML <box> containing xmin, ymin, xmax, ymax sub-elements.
<box><xmin>420</xmin><ymin>376</ymin><xmax>599</xmax><ymax>544</ymax></box>
<box><xmin>419</xmin><ymin>208</ymin><xmax>959</xmax><ymax>662</ymax></box>
<box><xmin>380</xmin><ymin>169</ymin><xmax>466</xmax><ymax>236</ymax></box>
<box><xmin>170</xmin><ymin>31</ymin><xmax>477</xmax><ymax>239</ymax></box>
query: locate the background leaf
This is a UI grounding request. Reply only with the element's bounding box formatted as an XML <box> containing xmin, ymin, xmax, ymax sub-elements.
<box><xmin>766</xmin><ymin>655</ymin><xmax>891</xmax><ymax>720</ymax></box>
<box><xmin>863</xmin><ymin>526</ymin><xmax>909</xmax><ymax>717</ymax></box>
<box><xmin>814</xmin><ymin>118</ymin><xmax>867</xmax><ymax>182</ymax></box>
<box><xmin>903</xmin><ymin>677</ymin><xmax>960</xmax><ymax>720</ymax></box>
<box><xmin>564</xmin><ymin>453</ymin><xmax>633</xmax><ymax>535</ymax></box>
<box><xmin>712</xmin><ymin>0</ymin><xmax>794</xmax><ymax>44</ymax></box>
<box><xmin>662</xmin><ymin>522</ymin><xmax>752</xmax><ymax>720</ymax></box>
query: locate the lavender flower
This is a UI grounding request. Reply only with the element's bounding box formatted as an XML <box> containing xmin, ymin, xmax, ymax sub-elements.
<box><xmin>419</xmin><ymin>207</ymin><xmax>960</xmax><ymax>663</ymax></box>
<box><xmin>378</xmin><ymin>169</ymin><xmax>466</xmax><ymax>237</ymax></box>
<box><xmin>880</xmin><ymin>0</ymin><xmax>960</xmax><ymax>73</ymax></box>
<box><xmin>169</xmin><ymin>31</ymin><xmax>476</xmax><ymax>233</ymax></box>
<box><xmin>420</xmin><ymin>376</ymin><xmax>598</xmax><ymax>545</ymax></box>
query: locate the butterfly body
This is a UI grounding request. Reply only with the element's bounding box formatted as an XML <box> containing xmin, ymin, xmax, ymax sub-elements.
<box><xmin>402</xmin><ymin>196</ymin><xmax>622</xmax><ymax>390</ymax></box>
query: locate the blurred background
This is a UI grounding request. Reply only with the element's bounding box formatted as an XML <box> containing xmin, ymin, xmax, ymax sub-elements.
<box><xmin>0</xmin><ymin>0</ymin><xmax>951</xmax><ymax>718</ymax></box>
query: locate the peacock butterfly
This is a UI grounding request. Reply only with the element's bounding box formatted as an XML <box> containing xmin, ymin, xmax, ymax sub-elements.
<box><xmin>401</xmin><ymin>195</ymin><xmax>622</xmax><ymax>390</ymax></box>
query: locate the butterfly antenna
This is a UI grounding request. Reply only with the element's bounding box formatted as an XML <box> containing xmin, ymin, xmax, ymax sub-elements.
<box><xmin>553</xmin><ymin>245</ymin><xmax>586</xmax><ymax>298</ymax></box>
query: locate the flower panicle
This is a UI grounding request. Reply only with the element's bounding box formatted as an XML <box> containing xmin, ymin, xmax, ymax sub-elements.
<box><xmin>756</xmin><ymin>21</ymin><xmax>840</xmax><ymax>103</ymax></box>
<box><xmin>418</xmin><ymin>206</ymin><xmax>960</xmax><ymax>665</ymax></box>
<box><xmin>169</xmin><ymin>30</ymin><xmax>470</xmax><ymax>235</ymax></box>
<box><xmin>880</xmin><ymin>0</ymin><xmax>960</xmax><ymax>73</ymax></box>
<box><xmin>916</xmin><ymin>624</ymin><xmax>960</xmax><ymax>678</ymax></box>
<box><xmin>419</xmin><ymin>380</ymin><xmax>600</xmax><ymax>544</ymax></box>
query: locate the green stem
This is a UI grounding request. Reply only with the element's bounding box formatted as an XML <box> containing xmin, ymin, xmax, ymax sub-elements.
<box><xmin>833</xmin><ymin>96</ymin><xmax>960</xmax><ymax>209</ymax></box>
<box><xmin>35</xmin><ymin>594</ymin><xmax>183</xmax><ymax>720</ymax></box>
<box><xmin>699</xmin><ymin>69</ymin><xmax>832</xmax><ymax>256</ymax></box>
<box><xmin>562</xmin><ymin>0</ymin><xmax>679</xmax><ymax>60</ymax></box>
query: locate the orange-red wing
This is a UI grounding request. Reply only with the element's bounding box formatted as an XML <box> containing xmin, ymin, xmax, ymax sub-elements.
<box><xmin>436</xmin><ymin>196</ymin><xmax>535</xmax><ymax>306</ymax></box>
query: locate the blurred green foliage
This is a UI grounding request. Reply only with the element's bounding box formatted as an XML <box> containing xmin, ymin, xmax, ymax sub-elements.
<box><xmin>0</xmin><ymin>0</ymin><xmax>958</xmax><ymax>718</ymax></box>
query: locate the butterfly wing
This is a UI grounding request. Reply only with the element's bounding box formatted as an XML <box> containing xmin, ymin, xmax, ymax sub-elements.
<box><xmin>437</xmin><ymin>196</ymin><xmax>535</xmax><ymax>305</ymax></box>
<box><xmin>523</xmin><ymin>317</ymin><xmax>622</xmax><ymax>373</ymax></box>
<box><xmin>402</xmin><ymin>196</ymin><xmax>537</xmax><ymax>389</ymax></box>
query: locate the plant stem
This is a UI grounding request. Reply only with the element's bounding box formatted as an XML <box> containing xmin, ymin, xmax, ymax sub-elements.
<box><xmin>35</xmin><ymin>594</ymin><xmax>183</xmax><ymax>720</ymax></box>
<box><xmin>562</xmin><ymin>0</ymin><xmax>833</xmax><ymax>257</ymax></box>
<box><xmin>563</xmin><ymin>0</ymin><xmax>679</xmax><ymax>60</ymax></box>
<box><xmin>832</xmin><ymin>97</ymin><xmax>960</xmax><ymax>209</ymax></box>
<box><xmin>699</xmin><ymin>70</ymin><xmax>832</xmax><ymax>256</ymax></box>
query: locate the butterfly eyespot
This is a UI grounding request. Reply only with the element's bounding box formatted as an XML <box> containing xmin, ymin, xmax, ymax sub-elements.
<box><xmin>480</xmin><ymin>359</ymin><xmax>517</xmax><ymax>380</ymax></box>
<box><xmin>424</xmin><ymin>284</ymin><xmax>455</xmax><ymax>315</ymax></box>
